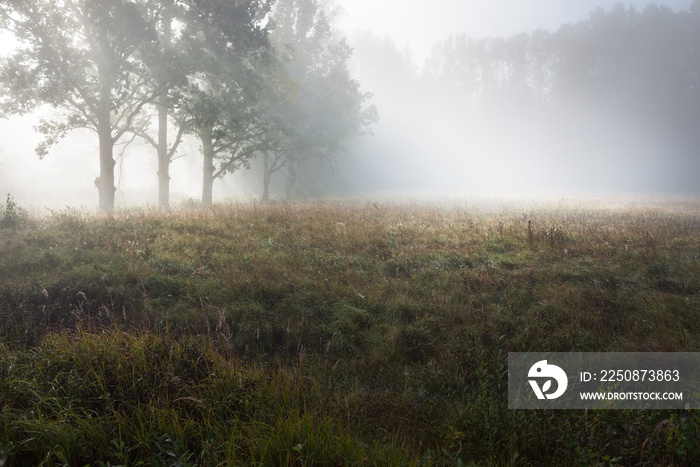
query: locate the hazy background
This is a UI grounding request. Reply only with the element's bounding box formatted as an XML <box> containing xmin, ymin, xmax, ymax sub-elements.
<box><xmin>336</xmin><ymin>0</ymin><xmax>698</xmax><ymax>199</ymax></box>
<box><xmin>336</xmin><ymin>0</ymin><xmax>691</xmax><ymax>59</ymax></box>
<box><xmin>0</xmin><ymin>0</ymin><xmax>697</xmax><ymax>210</ymax></box>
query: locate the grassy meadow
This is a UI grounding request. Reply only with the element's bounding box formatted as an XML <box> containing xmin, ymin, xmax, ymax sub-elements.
<box><xmin>0</xmin><ymin>197</ymin><xmax>699</xmax><ymax>465</ymax></box>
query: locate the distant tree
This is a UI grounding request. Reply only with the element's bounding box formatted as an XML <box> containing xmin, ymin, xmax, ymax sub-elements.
<box><xmin>258</xmin><ymin>0</ymin><xmax>377</xmax><ymax>200</ymax></box>
<box><xmin>349</xmin><ymin>32</ymin><xmax>417</xmax><ymax>97</ymax></box>
<box><xmin>0</xmin><ymin>0</ymin><xmax>164</xmax><ymax>212</ymax></box>
<box><xmin>424</xmin><ymin>31</ymin><xmax>557</xmax><ymax>110</ymax></box>
<box><xmin>420</xmin><ymin>2</ymin><xmax>700</xmax><ymax>192</ymax></box>
<box><xmin>552</xmin><ymin>4</ymin><xmax>700</xmax><ymax>128</ymax></box>
<box><xmin>244</xmin><ymin>62</ymin><xmax>299</xmax><ymax>201</ymax></box>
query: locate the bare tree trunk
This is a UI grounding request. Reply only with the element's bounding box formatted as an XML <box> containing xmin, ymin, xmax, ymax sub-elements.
<box><xmin>157</xmin><ymin>103</ymin><xmax>170</xmax><ymax>210</ymax></box>
<box><xmin>96</xmin><ymin>112</ymin><xmax>116</xmax><ymax>213</ymax></box>
<box><xmin>262</xmin><ymin>151</ymin><xmax>271</xmax><ymax>202</ymax></box>
<box><xmin>200</xmin><ymin>125</ymin><xmax>215</xmax><ymax>207</ymax></box>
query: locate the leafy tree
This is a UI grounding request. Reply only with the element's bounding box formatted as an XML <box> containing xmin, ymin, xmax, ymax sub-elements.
<box><xmin>134</xmin><ymin>0</ymin><xmax>190</xmax><ymax>210</ymax></box>
<box><xmin>0</xmin><ymin>0</ymin><xmax>166</xmax><ymax>212</ymax></box>
<box><xmin>257</xmin><ymin>0</ymin><xmax>377</xmax><ymax>200</ymax></box>
<box><xmin>186</xmin><ymin>70</ymin><xmax>266</xmax><ymax>206</ymax></box>
<box><xmin>177</xmin><ymin>0</ymin><xmax>273</xmax><ymax>206</ymax></box>
<box><xmin>112</xmin><ymin>0</ymin><xmax>272</xmax><ymax>208</ymax></box>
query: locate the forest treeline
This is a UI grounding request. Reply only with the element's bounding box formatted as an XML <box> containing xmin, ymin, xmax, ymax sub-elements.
<box><xmin>0</xmin><ymin>0</ymin><xmax>377</xmax><ymax>212</ymax></box>
<box><xmin>426</xmin><ymin>3</ymin><xmax>700</xmax><ymax>114</ymax></box>
<box><xmin>350</xmin><ymin>2</ymin><xmax>700</xmax><ymax>195</ymax></box>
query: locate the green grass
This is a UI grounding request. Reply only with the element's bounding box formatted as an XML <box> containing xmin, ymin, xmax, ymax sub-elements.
<box><xmin>0</xmin><ymin>197</ymin><xmax>699</xmax><ymax>465</ymax></box>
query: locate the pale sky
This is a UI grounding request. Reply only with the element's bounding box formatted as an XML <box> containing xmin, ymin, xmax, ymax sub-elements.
<box><xmin>335</xmin><ymin>0</ymin><xmax>693</xmax><ymax>61</ymax></box>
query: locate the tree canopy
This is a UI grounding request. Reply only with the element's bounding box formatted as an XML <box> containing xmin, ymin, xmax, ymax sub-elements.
<box><xmin>0</xmin><ymin>0</ymin><xmax>167</xmax><ymax>211</ymax></box>
<box><xmin>0</xmin><ymin>0</ymin><xmax>377</xmax><ymax>209</ymax></box>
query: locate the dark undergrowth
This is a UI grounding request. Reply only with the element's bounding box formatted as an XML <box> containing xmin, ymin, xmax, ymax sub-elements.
<box><xmin>0</xmin><ymin>198</ymin><xmax>699</xmax><ymax>465</ymax></box>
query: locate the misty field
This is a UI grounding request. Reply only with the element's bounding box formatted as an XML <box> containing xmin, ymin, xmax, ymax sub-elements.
<box><xmin>0</xmin><ymin>198</ymin><xmax>699</xmax><ymax>465</ymax></box>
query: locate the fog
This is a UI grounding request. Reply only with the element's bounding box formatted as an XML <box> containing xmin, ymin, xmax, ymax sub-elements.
<box><xmin>337</xmin><ymin>0</ymin><xmax>698</xmax><ymax>199</ymax></box>
<box><xmin>0</xmin><ymin>0</ymin><xmax>698</xmax><ymax>211</ymax></box>
<box><xmin>336</xmin><ymin>0</ymin><xmax>692</xmax><ymax>60</ymax></box>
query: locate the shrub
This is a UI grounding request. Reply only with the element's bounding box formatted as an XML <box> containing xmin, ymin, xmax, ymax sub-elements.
<box><xmin>0</xmin><ymin>193</ymin><xmax>27</xmax><ymax>229</ymax></box>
